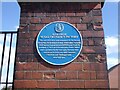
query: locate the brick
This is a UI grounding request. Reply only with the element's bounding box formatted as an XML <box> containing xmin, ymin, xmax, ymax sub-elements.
<box><xmin>88</xmin><ymin>38</ymin><xmax>94</xmax><ymax>45</ymax></box>
<box><xmin>38</xmin><ymin>63</ymin><xmax>50</xmax><ymax>71</ymax></box>
<box><xmin>37</xmin><ymin>80</ymin><xmax>58</xmax><ymax>88</ymax></box>
<box><xmin>69</xmin><ymin>3</ymin><xmax>81</xmax><ymax>11</ymax></box>
<box><xmin>96</xmin><ymin>80</ymin><xmax>109</xmax><ymax>88</ymax></box>
<box><xmin>96</xmin><ymin>63</ymin><xmax>107</xmax><ymax>71</ymax></box>
<box><xmin>30</xmin><ymin>17</ymin><xmax>40</xmax><ymax>24</ymax></box>
<box><xmin>81</xmin><ymin>46</ymin><xmax>106</xmax><ymax>54</ymax></box>
<box><xmin>41</xmin><ymin>17</ymin><xmax>60</xmax><ymax>23</ymax></box>
<box><xmin>24</xmin><ymin>71</ymin><xmax>32</xmax><ymax>79</ymax></box>
<box><xmin>32</xmin><ymin>52</ymin><xmax>40</xmax><ymax>61</ymax></box>
<box><xmin>57</xmin><ymin>13</ymin><xmax>66</xmax><ymax>16</ymax></box>
<box><xmin>76</xmin><ymin>12</ymin><xmax>86</xmax><ymax>16</ymax></box>
<box><xmin>85</xmin><ymin>80</ymin><xmax>97</xmax><ymax>88</ymax></box>
<box><xmin>17</xmin><ymin>46</ymin><xmax>33</xmax><ymax>54</ymax></box>
<box><xmin>19</xmin><ymin>26</ymin><xmax>25</xmax><ymax>31</ymax></box>
<box><xmin>14</xmin><ymin>80</ymin><xmax>37</xmax><ymax>88</ymax></box>
<box><xmin>83</xmin><ymin>39</ymin><xmax>88</xmax><ymax>46</ymax></box>
<box><xmin>94</xmin><ymin>16</ymin><xmax>102</xmax><ymax>23</ymax></box>
<box><xmin>81</xmin><ymin>31</ymin><xmax>104</xmax><ymax>38</ymax></box>
<box><xmin>66</xmin><ymin>13</ymin><xmax>75</xmax><ymax>16</ymax></box>
<box><xmin>90</xmin><ymin>63</ymin><xmax>98</xmax><ymax>71</ymax></box>
<box><xmin>56</xmin><ymin>72</ymin><xmax>66</xmax><ymax>80</ymax></box>
<box><xmin>20</xmin><ymin>17</ymin><xmax>29</xmax><ymax>24</ymax></box>
<box><xmin>81</xmin><ymin>16</ymin><xmax>93</xmax><ymax>23</ymax></box>
<box><xmin>60</xmin><ymin>17</ymin><xmax>68</xmax><ymax>22</ymax></box>
<box><xmin>77</xmin><ymin>54</ymin><xmax>89</xmax><ymax>62</ymax></box>
<box><xmin>95</xmin><ymin>54</ymin><xmax>106</xmax><ymax>63</ymax></box>
<box><xmin>77</xmin><ymin>24</ymin><xmax>87</xmax><ymax>30</ymax></box>
<box><xmin>24</xmin><ymin>62</ymin><xmax>38</xmax><ymax>71</ymax></box>
<box><xmin>29</xmin><ymin>24</ymin><xmax>36</xmax><ymax>30</ymax></box>
<box><xmin>15</xmin><ymin>71</ymin><xmax>24</xmax><ymax>79</ymax></box>
<box><xmin>32</xmin><ymin>72</ymin><xmax>43</xmax><ymax>79</ymax></box>
<box><xmin>21</xmin><ymin>13</ymin><xmax>29</xmax><ymax>17</ymax></box>
<box><xmin>15</xmin><ymin>62</ymin><xmax>25</xmax><ymax>71</ymax></box>
<box><xmin>90</xmin><ymin>71</ymin><xmax>96</xmax><ymax>79</ymax></box>
<box><xmin>60</xmin><ymin>63</ymin><xmax>82</xmax><ymax>71</ymax></box>
<box><xmin>92</xmin><ymin>10</ymin><xmax>102</xmax><ymax>16</ymax></box>
<box><xmin>74</xmin><ymin>57</ymin><xmax>80</xmax><ymax>62</ymax></box>
<box><xmin>46</xmin><ymin>13</ymin><xmax>57</xmax><ymax>16</ymax></box>
<box><xmin>43</xmin><ymin>72</ymin><xmax>55</xmax><ymax>79</ymax></box>
<box><xmin>40</xmin><ymin>17</ymin><xmax>51</xmax><ymax>23</ymax></box>
<box><xmin>35</xmin><ymin>24</ymin><xmax>45</xmax><ymax>30</ymax></box>
<box><xmin>96</xmin><ymin>71</ymin><xmax>108</xmax><ymax>79</ymax></box>
<box><xmin>28</xmin><ymin>12</ymin><xmax>34</xmax><ymax>17</ymax></box>
<box><xmin>87</xmin><ymin>23</ymin><xmax>94</xmax><ymax>30</ymax></box>
<box><xmin>30</xmin><ymin>31</ymin><xmax>39</xmax><ymax>38</ymax></box>
<box><xmin>43</xmin><ymin>3</ymin><xmax>51</xmax><ymax>12</ymax></box>
<box><xmin>34</xmin><ymin>13</ymin><xmax>46</xmax><ymax>17</ymax></box>
<box><xmin>17</xmin><ymin>54</ymin><xmax>33</xmax><ymax>62</ymax></box>
<box><xmin>16</xmin><ymin>54</ymin><xmax>27</xmax><ymax>62</ymax></box>
<box><xmin>82</xmin><ymin>16</ymin><xmax>102</xmax><ymax>24</ymax></box>
<box><xmin>78</xmin><ymin>71</ymin><xmax>90</xmax><ymax>80</ymax></box>
<box><xmin>18</xmin><ymin>39</ymin><xmax>28</xmax><ymax>46</ymax></box>
<box><xmin>66</xmin><ymin>71</ymin><xmax>78</xmax><ymax>80</ymax></box>
<box><xmin>29</xmin><ymin>24</ymin><xmax>45</xmax><ymax>31</ymax></box>
<box><xmin>38</xmin><ymin>62</ymin><xmax>60</xmax><ymax>71</ymax></box>
<box><xmin>18</xmin><ymin>32</ymin><xmax>31</xmax><ymax>39</ymax></box>
<box><xmin>72</xmin><ymin>24</ymin><xmax>76</xmax><ymax>27</ymax></box>
<box><xmin>76</xmin><ymin>56</ymin><xmax>82</xmax><ymax>63</ymax></box>
<box><xmin>59</xmin><ymin>80</ymin><xmax>84</xmax><ymax>88</ymax></box>
<box><xmin>91</xmin><ymin>63</ymin><xmax>107</xmax><ymax>71</ymax></box>
<box><xmin>83</xmin><ymin>63</ymin><xmax>91</xmax><ymax>71</ymax></box>
<box><xmin>87</xmin><ymin>54</ymin><xmax>97</xmax><ymax>62</ymax></box>
<box><xmin>17</xmin><ymin>38</ymin><xmax>34</xmax><ymax>47</ymax></box>
<box><xmin>94</xmin><ymin>38</ymin><xmax>105</xmax><ymax>46</ymax></box>
<box><xmin>67</xmin><ymin>17</ymin><xmax>81</xmax><ymax>24</ymax></box>
<box><xmin>93</xmin><ymin>25</ymin><xmax>103</xmax><ymax>30</ymax></box>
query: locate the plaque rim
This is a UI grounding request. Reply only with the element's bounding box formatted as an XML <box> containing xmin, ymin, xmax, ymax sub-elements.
<box><xmin>36</xmin><ymin>21</ymin><xmax>83</xmax><ymax>65</ymax></box>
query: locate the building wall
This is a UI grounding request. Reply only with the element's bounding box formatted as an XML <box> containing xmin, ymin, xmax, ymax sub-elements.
<box><xmin>14</xmin><ymin>2</ymin><xmax>109</xmax><ymax>89</ymax></box>
<box><xmin>109</xmin><ymin>64</ymin><xmax>120</xmax><ymax>89</ymax></box>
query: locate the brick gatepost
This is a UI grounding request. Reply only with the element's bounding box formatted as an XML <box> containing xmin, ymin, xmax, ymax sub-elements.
<box><xmin>14</xmin><ymin>2</ymin><xmax>109</xmax><ymax>89</ymax></box>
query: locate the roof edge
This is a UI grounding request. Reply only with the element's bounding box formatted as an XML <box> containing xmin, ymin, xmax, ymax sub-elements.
<box><xmin>108</xmin><ymin>63</ymin><xmax>120</xmax><ymax>73</ymax></box>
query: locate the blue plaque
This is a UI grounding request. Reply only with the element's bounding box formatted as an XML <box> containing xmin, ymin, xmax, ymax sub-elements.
<box><xmin>36</xmin><ymin>21</ymin><xmax>82</xmax><ymax>65</ymax></box>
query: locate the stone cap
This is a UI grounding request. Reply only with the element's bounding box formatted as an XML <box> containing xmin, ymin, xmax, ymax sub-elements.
<box><xmin>17</xmin><ymin>0</ymin><xmax>104</xmax><ymax>2</ymax></box>
<box><xmin>18</xmin><ymin>1</ymin><xmax>104</xmax><ymax>8</ymax></box>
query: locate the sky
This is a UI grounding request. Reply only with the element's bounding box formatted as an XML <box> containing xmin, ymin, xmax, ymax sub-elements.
<box><xmin>0</xmin><ymin>0</ymin><xmax>119</xmax><ymax>89</ymax></box>
<box><xmin>102</xmin><ymin>1</ymin><xmax>119</xmax><ymax>68</ymax></box>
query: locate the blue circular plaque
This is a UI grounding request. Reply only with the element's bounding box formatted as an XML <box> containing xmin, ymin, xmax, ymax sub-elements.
<box><xmin>36</xmin><ymin>21</ymin><xmax>82</xmax><ymax>65</ymax></box>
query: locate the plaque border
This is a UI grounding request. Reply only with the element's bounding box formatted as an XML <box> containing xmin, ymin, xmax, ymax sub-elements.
<box><xmin>36</xmin><ymin>21</ymin><xmax>83</xmax><ymax>65</ymax></box>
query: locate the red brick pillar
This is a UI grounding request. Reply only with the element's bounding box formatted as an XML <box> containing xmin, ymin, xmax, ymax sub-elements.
<box><xmin>14</xmin><ymin>2</ymin><xmax>109</xmax><ymax>89</ymax></box>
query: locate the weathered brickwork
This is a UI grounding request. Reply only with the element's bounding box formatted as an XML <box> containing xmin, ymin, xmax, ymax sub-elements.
<box><xmin>14</xmin><ymin>2</ymin><xmax>109</xmax><ymax>89</ymax></box>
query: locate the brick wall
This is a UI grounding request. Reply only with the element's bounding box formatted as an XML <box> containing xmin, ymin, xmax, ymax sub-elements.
<box><xmin>14</xmin><ymin>2</ymin><xmax>109</xmax><ymax>89</ymax></box>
